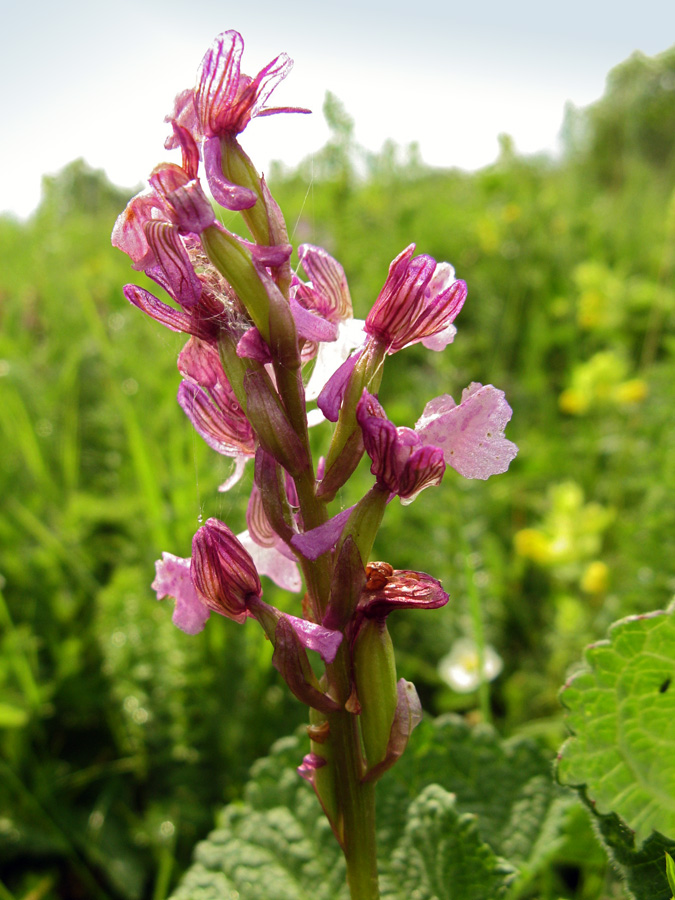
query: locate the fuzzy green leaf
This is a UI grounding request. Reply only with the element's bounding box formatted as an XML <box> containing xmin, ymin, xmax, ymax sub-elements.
<box><xmin>170</xmin><ymin>717</ymin><xmax>565</xmax><ymax>899</ymax></box>
<box><xmin>588</xmin><ymin>806</ymin><xmax>675</xmax><ymax>900</ymax></box>
<box><xmin>380</xmin><ymin>785</ymin><xmax>516</xmax><ymax>900</ymax></box>
<box><xmin>170</xmin><ymin>736</ymin><xmax>347</xmax><ymax>900</ymax></box>
<box><xmin>378</xmin><ymin>715</ymin><xmax>571</xmax><ymax>881</ymax></box>
<box><xmin>557</xmin><ymin>602</ymin><xmax>675</xmax><ymax>845</ymax></box>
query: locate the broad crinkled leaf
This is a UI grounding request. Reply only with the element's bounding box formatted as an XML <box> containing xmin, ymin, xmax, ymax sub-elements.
<box><xmin>378</xmin><ymin>715</ymin><xmax>571</xmax><ymax>878</ymax></box>
<box><xmin>590</xmin><ymin>806</ymin><xmax>675</xmax><ymax>900</ymax></box>
<box><xmin>170</xmin><ymin>717</ymin><xmax>568</xmax><ymax>899</ymax></box>
<box><xmin>171</xmin><ymin>736</ymin><xmax>347</xmax><ymax>900</ymax></box>
<box><xmin>380</xmin><ymin>785</ymin><xmax>516</xmax><ymax>900</ymax></box>
<box><xmin>557</xmin><ymin>601</ymin><xmax>675</xmax><ymax>845</ymax></box>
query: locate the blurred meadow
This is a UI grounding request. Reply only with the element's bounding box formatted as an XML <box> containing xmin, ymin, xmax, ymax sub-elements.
<box><xmin>2</xmin><ymin>44</ymin><xmax>675</xmax><ymax>899</ymax></box>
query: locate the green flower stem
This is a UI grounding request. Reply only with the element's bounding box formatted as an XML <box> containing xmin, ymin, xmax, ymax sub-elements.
<box><xmin>338</xmin><ymin>484</ymin><xmax>390</xmax><ymax>567</ymax></box>
<box><xmin>272</xmin><ymin>360</ymin><xmax>312</xmax><ymax>465</ymax></box>
<box><xmin>271</xmin><ymin>351</ymin><xmax>336</xmax><ymax>617</ymax></box>
<box><xmin>337</xmin><ymin>732</ymin><xmax>379</xmax><ymax>900</ymax></box>
<box><xmin>326</xmin><ymin>644</ymin><xmax>381</xmax><ymax>900</ymax></box>
<box><xmin>294</xmin><ymin>467</ymin><xmax>333</xmax><ymax>618</ymax></box>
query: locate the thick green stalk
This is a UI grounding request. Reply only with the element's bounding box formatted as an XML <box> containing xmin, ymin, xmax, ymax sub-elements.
<box><xmin>333</xmin><ymin>715</ymin><xmax>380</xmax><ymax>900</ymax></box>
<box><xmin>325</xmin><ymin>643</ymin><xmax>381</xmax><ymax>900</ymax></box>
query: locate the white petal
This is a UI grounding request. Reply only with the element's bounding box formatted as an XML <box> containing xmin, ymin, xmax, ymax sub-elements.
<box><xmin>237</xmin><ymin>530</ymin><xmax>302</xmax><ymax>592</ymax></box>
<box><xmin>304</xmin><ymin>319</ymin><xmax>366</xmax><ymax>401</ymax></box>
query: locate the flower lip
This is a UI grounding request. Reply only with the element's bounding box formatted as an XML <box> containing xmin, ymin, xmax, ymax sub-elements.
<box><xmin>152</xmin><ymin>552</ymin><xmax>211</xmax><ymax>635</ymax></box>
<box><xmin>415</xmin><ymin>383</ymin><xmax>518</xmax><ymax>480</ymax></box>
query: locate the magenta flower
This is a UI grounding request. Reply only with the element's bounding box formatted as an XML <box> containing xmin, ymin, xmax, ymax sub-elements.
<box><xmin>153</xmin><ymin>522</ymin><xmax>339</xmax><ymax>669</ymax></box>
<box><xmin>415</xmin><ymin>383</ymin><xmax>518</xmax><ymax>480</ymax></box>
<box><xmin>152</xmin><ymin>531</ymin><xmax>313</xmax><ymax>636</ymax></box>
<box><xmin>165</xmin><ymin>30</ymin><xmax>311</xmax><ymax>211</ymax></box>
<box><xmin>190</xmin><ymin>518</ymin><xmax>262</xmax><ymax>623</ymax></box>
<box><xmin>111</xmin><ymin>162</ymin><xmax>214</xmax><ymax>272</ymax></box>
<box><xmin>293</xmin><ymin>244</ymin><xmax>366</xmax><ymax>405</ymax></box>
<box><xmin>112</xmin><ymin>162</ymin><xmax>234</xmax><ymax>342</ymax></box>
<box><xmin>195</xmin><ymin>30</ymin><xmax>309</xmax><ymax>139</ymax></box>
<box><xmin>177</xmin><ymin>338</ymin><xmax>256</xmax><ymax>490</ymax></box>
<box><xmin>356</xmin><ymin>391</ymin><xmax>446</xmax><ymax>504</ymax></box>
<box><xmin>365</xmin><ymin>244</ymin><xmax>467</xmax><ymax>353</ymax></box>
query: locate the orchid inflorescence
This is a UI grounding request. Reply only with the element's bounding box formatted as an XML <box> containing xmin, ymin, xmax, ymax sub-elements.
<box><xmin>112</xmin><ymin>29</ymin><xmax>517</xmax><ymax>896</ymax></box>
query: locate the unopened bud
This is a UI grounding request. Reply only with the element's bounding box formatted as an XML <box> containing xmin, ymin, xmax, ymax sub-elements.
<box><xmin>190</xmin><ymin>518</ymin><xmax>261</xmax><ymax>622</ymax></box>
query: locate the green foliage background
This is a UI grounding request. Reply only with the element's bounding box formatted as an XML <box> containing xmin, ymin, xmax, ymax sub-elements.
<box><xmin>1</xmin><ymin>44</ymin><xmax>675</xmax><ymax>899</ymax></box>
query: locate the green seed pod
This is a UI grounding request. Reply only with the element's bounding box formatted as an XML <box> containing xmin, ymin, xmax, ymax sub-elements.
<box><xmin>353</xmin><ymin>618</ymin><xmax>398</xmax><ymax>770</ymax></box>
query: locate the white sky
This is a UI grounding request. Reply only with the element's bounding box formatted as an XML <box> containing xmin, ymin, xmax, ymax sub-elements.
<box><xmin>2</xmin><ymin>0</ymin><xmax>675</xmax><ymax>219</ymax></box>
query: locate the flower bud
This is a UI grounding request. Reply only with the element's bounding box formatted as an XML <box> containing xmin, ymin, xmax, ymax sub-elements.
<box><xmin>190</xmin><ymin>518</ymin><xmax>261</xmax><ymax>622</ymax></box>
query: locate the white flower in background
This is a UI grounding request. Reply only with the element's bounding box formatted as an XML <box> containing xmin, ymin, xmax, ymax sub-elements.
<box><xmin>439</xmin><ymin>638</ymin><xmax>503</xmax><ymax>693</ymax></box>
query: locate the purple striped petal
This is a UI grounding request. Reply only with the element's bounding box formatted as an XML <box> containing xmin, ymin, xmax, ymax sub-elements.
<box><xmin>296</xmin><ymin>244</ymin><xmax>353</xmax><ymax>323</ymax></box>
<box><xmin>125</xmin><ymin>284</ymin><xmax>195</xmax><ymax>334</ymax></box>
<box><xmin>365</xmin><ymin>245</ymin><xmax>466</xmax><ymax>353</ymax></box>
<box><xmin>177</xmin><ymin>381</ymin><xmax>255</xmax><ymax>458</ymax></box>
<box><xmin>144</xmin><ymin>221</ymin><xmax>202</xmax><ymax>308</ymax></box>
<box><xmin>191</xmin><ymin>519</ymin><xmax>261</xmax><ymax>622</ymax></box>
<box><xmin>195</xmin><ymin>31</ymin><xmax>309</xmax><ymax>139</ymax></box>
